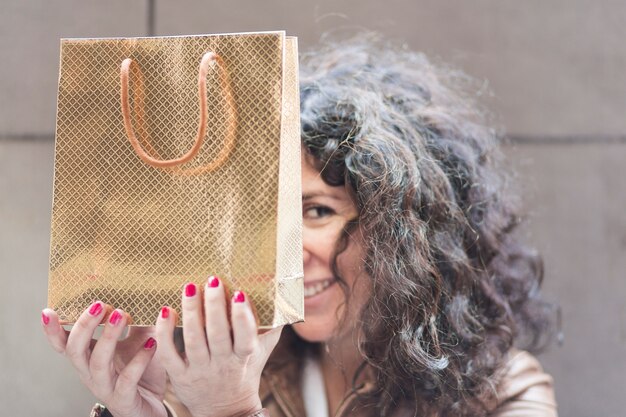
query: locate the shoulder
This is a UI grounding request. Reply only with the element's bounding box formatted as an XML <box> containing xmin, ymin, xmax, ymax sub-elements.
<box><xmin>488</xmin><ymin>349</ymin><xmax>558</xmax><ymax>417</ymax></box>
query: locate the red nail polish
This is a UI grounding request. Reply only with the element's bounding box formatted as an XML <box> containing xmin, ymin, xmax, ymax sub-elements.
<box><xmin>144</xmin><ymin>337</ymin><xmax>156</xmax><ymax>350</ymax></box>
<box><xmin>109</xmin><ymin>310</ymin><xmax>123</xmax><ymax>326</ymax></box>
<box><xmin>161</xmin><ymin>306</ymin><xmax>170</xmax><ymax>319</ymax></box>
<box><xmin>41</xmin><ymin>311</ymin><xmax>50</xmax><ymax>326</ymax></box>
<box><xmin>89</xmin><ymin>302</ymin><xmax>103</xmax><ymax>316</ymax></box>
<box><xmin>208</xmin><ymin>276</ymin><xmax>220</xmax><ymax>288</ymax></box>
<box><xmin>233</xmin><ymin>291</ymin><xmax>245</xmax><ymax>303</ymax></box>
<box><xmin>185</xmin><ymin>283</ymin><xmax>196</xmax><ymax>297</ymax></box>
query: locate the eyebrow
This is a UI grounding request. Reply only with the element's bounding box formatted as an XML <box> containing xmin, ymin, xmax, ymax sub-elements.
<box><xmin>302</xmin><ymin>191</ymin><xmax>343</xmax><ymax>201</ymax></box>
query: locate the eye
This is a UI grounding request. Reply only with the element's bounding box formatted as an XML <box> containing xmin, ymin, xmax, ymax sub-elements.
<box><xmin>304</xmin><ymin>205</ymin><xmax>335</xmax><ymax>220</ymax></box>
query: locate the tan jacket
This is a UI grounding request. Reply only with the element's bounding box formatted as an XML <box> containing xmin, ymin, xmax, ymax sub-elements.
<box><xmin>157</xmin><ymin>349</ymin><xmax>557</xmax><ymax>417</ymax></box>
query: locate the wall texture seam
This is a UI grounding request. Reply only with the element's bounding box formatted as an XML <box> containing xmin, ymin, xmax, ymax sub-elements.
<box><xmin>507</xmin><ymin>134</ymin><xmax>626</xmax><ymax>145</ymax></box>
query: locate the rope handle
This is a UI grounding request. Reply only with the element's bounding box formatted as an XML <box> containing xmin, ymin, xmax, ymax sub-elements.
<box><xmin>120</xmin><ymin>52</ymin><xmax>237</xmax><ymax>173</ymax></box>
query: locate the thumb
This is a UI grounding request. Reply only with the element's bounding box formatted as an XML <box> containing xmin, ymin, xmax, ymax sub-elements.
<box><xmin>259</xmin><ymin>325</ymin><xmax>283</xmax><ymax>356</ymax></box>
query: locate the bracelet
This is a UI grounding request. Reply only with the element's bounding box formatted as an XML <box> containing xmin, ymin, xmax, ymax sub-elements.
<box><xmin>90</xmin><ymin>402</ymin><xmax>175</xmax><ymax>417</ymax></box>
<box><xmin>90</xmin><ymin>403</ymin><xmax>111</xmax><ymax>417</ymax></box>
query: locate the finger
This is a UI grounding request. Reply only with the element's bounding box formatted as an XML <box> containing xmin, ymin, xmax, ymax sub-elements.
<box><xmin>41</xmin><ymin>308</ymin><xmax>68</xmax><ymax>354</ymax></box>
<box><xmin>65</xmin><ymin>301</ymin><xmax>109</xmax><ymax>381</ymax></box>
<box><xmin>204</xmin><ymin>275</ymin><xmax>232</xmax><ymax>357</ymax></box>
<box><xmin>181</xmin><ymin>282</ymin><xmax>209</xmax><ymax>365</ymax></box>
<box><xmin>231</xmin><ymin>291</ymin><xmax>258</xmax><ymax>359</ymax></box>
<box><xmin>89</xmin><ymin>309</ymin><xmax>129</xmax><ymax>388</ymax></box>
<box><xmin>114</xmin><ymin>337</ymin><xmax>158</xmax><ymax>401</ymax></box>
<box><xmin>155</xmin><ymin>305</ymin><xmax>185</xmax><ymax>376</ymax></box>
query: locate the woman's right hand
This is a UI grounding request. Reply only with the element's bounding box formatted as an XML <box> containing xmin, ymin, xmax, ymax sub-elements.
<box><xmin>42</xmin><ymin>303</ymin><xmax>168</xmax><ymax>417</ymax></box>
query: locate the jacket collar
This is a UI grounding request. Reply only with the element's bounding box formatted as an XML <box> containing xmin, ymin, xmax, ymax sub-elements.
<box><xmin>261</xmin><ymin>328</ymin><xmax>379</xmax><ymax>417</ymax></box>
<box><xmin>261</xmin><ymin>342</ymin><xmax>306</xmax><ymax>417</ymax></box>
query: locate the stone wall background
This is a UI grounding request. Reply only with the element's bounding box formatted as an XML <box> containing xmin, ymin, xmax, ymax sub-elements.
<box><xmin>1</xmin><ymin>1</ymin><xmax>624</xmax><ymax>415</ymax></box>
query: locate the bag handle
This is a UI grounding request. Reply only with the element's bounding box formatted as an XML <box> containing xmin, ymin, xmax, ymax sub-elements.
<box><xmin>120</xmin><ymin>52</ymin><xmax>237</xmax><ymax>173</ymax></box>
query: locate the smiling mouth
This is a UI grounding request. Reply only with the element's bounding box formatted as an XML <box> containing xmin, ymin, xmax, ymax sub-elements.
<box><xmin>304</xmin><ymin>278</ymin><xmax>336</xmax><ymax>298</ymax></box>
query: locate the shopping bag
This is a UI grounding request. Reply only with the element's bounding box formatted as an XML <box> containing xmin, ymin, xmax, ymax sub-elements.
<box><xmin>47</xmin><ymin>31</ymin><xmax>303</xmax><ymax>328</ymax></box>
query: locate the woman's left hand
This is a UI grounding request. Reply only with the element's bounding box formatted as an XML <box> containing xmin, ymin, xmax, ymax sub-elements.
<box><xmin>155</xmin><ymin>276</ymin><xmax>282</xmax><ymax>417</ymax></box>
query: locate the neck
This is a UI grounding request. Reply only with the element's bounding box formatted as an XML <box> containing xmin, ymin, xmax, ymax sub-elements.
<box><xmin>319</xmin><ymin>328</ymin><xmax>368</xmax><ymax>413</ymax></box>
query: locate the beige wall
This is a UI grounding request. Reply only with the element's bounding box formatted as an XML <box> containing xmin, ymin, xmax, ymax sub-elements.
<box><xmin>1</xmin><ymin>1</ymin><xmax>625</xmax><ymax>416</ymax></box>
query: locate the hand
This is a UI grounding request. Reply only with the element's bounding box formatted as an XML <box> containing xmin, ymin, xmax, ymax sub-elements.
<box><xmin>42</xmin><ymin>304</ymin><xmax>168</xmax><ymax>417</ymax></box>
<box><xmin>155</xmin><ymin>277</ymin><xmax>282</xmax><ymax>417</ymax></box>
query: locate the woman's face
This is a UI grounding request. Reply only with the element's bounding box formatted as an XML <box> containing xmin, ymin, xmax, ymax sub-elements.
<box><xmin>292</xmin><ymin>155</ymin><xmax>368</xmax><ymax>343</ymax></box>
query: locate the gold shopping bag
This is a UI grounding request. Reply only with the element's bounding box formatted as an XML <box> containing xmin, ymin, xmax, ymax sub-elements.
<box><xmin>48</xmin><ymin>31</ymin><xmax>303</xmax><ymax>328</ymax></box>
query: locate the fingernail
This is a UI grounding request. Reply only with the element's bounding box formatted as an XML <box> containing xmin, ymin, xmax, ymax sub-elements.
<box><xmin>109</xmin><ymin>309</ymin><xmax>123</xmax><ymax>326</ymax></box>
<box><xmin>184</xmin><ymin>283</ymin><xmax>197</xmax><ymax>297</ymax></box>
<box><xmin>207</xmin><ymin>275</ymin><xmax>220</xmax><ymax>288</ymax></box>
<box><xmin>232</xmin><ymin>290</ymin><xmax>245</xmax><ymax>303</ymax></box>
<box><xmin>41</xmin><ymin>310</ymin><xmax>50</xmax><ymax>326</ymax></box>
<box><xmin>89</xmin><ymin>302</ymin><xmax>103</xmax><ymax>316</ymax></box>
<box><xmin>144</xmin><ymin>337</ymin><xmax>156</xmax><ymax>350</ymax></box>
<box><xmin>161</xmin><ymin>306</ymin><xmax>170</xmax><ymax>319</ymax></box>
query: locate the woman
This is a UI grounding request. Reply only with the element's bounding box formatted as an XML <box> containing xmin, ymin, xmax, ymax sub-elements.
<box><xmin>42</xmin><ymin>37</ymin><xmax>558</xmax><ymax>417</ymax></box>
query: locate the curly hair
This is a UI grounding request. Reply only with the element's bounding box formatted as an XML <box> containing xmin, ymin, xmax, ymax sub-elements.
<box><xmin>295</xmin><ymin>36</ymin><xmax>555</xmax><ymax>416</ymax></box>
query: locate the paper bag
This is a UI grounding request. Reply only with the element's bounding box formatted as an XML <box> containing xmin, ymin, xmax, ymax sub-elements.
<box><xmin>48</xmin><ymin>31</ymin><xmax>303</xmax><ymax>328</ymax></box>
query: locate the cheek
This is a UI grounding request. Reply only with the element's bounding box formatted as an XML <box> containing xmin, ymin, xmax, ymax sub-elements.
<box><xmin>304</xmin><ymin>223</ymin><xmax>344</xmax><ymax>269</ymax></box>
